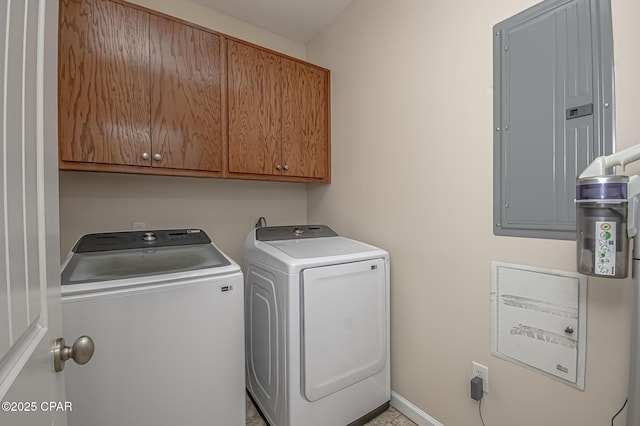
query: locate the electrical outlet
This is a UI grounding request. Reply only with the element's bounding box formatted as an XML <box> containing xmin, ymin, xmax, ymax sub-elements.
<box><xmin>472</xmin><ymin>362</ymin><xmax>489</xmax><ymax>394</ymax></box>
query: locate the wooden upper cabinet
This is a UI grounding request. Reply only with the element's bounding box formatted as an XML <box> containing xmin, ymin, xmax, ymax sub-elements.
<box><xmin>150</xmin><ymin>16</ymin><xmax>223</xmax><ymax>172</ymax></box>
<box><xmin>59</xmin><ymin>0</ymin><xmax>151</xmax><ymax>167</ymax></box>
<box><xmin>59</xmin><ymin>0</ymin><xmax>224</xmax><ymax>175</ymax></box>
<box><xmin>228</xmin><ymin>40</ymin><xmax>330</xmax><ymax>182</ymax></box>
<box><xmin>282</xmin><ymin>59</ymin><xmax>329</xmax><ymax>179</ymax></box>
<box><xmin>59</xmin><ymin>0</ymin><xmax>330</xmax><ymax>182</ymax></box>
<box><xmin>227</xmin><ymin>40</ymin><xmax>282</xmax><ymax>175</ymax></box>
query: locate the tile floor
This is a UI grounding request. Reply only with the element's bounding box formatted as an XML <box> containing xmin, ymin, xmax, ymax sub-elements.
<box><xmin>246</xmin><ymin>393</ymin><xmax>417</xmax><ymax>426</ymax></box>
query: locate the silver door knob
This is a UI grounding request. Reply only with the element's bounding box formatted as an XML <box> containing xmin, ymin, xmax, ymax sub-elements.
<box><xmin>153</xmin><ymin>153</ymin><xmax>162</xmax><ymax>161</ymax></box>
<box><xmin>142</xmin><ymin>152</ymin><xmax>150</xmax><ymax>160</ymax></box>
<box><xmin>54</xmin><ymin>336</ymin><xmax>95</xmax><ymax>372</ymax></box>
<box><xmin>276</xmin><ymin>164</ymin><xmax>282</xmax><ymax>170</ymax></box>
<box><xmin>283</xmin><ymin>165</ymin><xmax>289</xmax><ymax>171</ymax></box>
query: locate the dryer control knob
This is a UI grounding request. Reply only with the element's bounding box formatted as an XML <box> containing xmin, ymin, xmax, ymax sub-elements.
<box><xmin>294</xmin><ymin>227</ymin><xmax>304</xmax><ymax>236</ymax></box>
<box><xmin>142</xmin><ymin>232</ymin><xmax>157</xmax><ymax>242</ymax></box>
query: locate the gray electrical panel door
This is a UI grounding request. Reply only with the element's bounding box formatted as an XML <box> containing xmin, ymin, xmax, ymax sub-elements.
<box><xmin>493</xmin><ymin>0</ymin><xmax>614</xmax><ymax>240</ymax></box>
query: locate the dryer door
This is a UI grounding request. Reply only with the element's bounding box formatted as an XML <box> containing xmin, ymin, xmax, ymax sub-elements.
<box><xmin>301</xmin><ymin>258</ymin><xmax>387</xmax><ymax>401</ymax></box>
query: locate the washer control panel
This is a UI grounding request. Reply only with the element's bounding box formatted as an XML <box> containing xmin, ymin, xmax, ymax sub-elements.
<box><xmin>73</xmin><ymin>229</ymin><xmax>211</xmax><ymax>253</ymax></box>
<box><xmin>256</xmin><ymin>225</ymin><xmax>338</xmax><ymax>241</ymax></box>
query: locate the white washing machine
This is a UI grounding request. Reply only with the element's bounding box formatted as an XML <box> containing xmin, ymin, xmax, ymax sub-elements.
<box><xmin>244</xmin><ymin>225</ymin><xmax>390</xmax><ymax>426</ymax></box>
<box><xmin>61</xmin><ymin>229</ymin><xmax>245</xmax><ymax>426</ymax></box>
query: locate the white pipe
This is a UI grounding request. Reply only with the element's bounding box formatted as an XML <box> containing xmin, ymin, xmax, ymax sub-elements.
<box><xmin>630</xmin><ymin>256</ymin><xmax>640</xmax><ymax>426</ymax></box>
<box><xmin>580</xmin><ymin>143</ymin><xmax>640</xmax><ymax>178</ymax></box>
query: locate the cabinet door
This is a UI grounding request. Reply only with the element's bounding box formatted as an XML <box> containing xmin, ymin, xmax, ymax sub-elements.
<box><xmin>282</xmin><ymin>59</ymin><xmax>329</xmax><ymax>179</ymax></box>
<box><xmin>59</xmin><ymin>0</ymin><xmax>151</xmax><ymax>166</ymax></box>
<box><xmin>150</xmin><ymin>16</ymin><xmax>222</xmax><ymax>171</ymax></box>
<box><xmin>228</xmin><ymin>40</ymin><xmax>282</xmax><ymax>175</ymax></box>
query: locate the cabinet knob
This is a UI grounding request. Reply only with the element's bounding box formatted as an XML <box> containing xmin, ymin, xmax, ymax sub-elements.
<box><xmin>142</xmin><ymin>152</ymin><xmax>150</xmax><ymax>160</ymax></box>
<box><xmin>153</xmin><ymin>153</ymin><xmax>162</xmax><ymax>161</ymax></box>
<box><xmin>276</xmin><ymin>164</ymin><xmax>282</xmax><ymax>170</ymax></box>
<box><xmin>283</xmin><ymin>165</ymin><xmax>289</xmax><ymax>171</ymax></box>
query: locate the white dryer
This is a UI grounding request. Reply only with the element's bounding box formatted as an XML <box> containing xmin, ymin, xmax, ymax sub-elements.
<box><xmin>244</xmin><ymin>225</ymin><xmax>390</xmax><ymax>426</ymax></box>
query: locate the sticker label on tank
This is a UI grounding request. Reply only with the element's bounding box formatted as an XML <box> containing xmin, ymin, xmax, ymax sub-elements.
<box><xmin>595</xmin><ymin>221</ymin><xmax>616</xmax><ymax>276</ymax></box>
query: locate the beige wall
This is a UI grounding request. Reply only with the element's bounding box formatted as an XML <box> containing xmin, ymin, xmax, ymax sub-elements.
<box><xmin>58</xmin><ymin>0</ymin><xmax>309</xmax><ymax>263</ymax></box>
<box><xmin>306</xmin><ymin>0</ymin><xmax>639</xmax><ymax>425</ymax></box>
<box><xmin>59</xmin><ymin>172</ymin><xmax>307</xmax><ymax>264</ymax></box>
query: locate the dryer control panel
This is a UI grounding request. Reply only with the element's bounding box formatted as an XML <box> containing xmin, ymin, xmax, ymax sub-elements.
<box><xmin>256</xmin><ymin>225</ymin><xmax>338</xmax><ymax>241</ymax></box>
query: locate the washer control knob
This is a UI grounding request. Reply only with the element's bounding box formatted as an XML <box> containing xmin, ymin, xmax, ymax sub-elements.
<box><xmin>294</xmin><ymin>227</ymin><xmax>304</xmax><ymax>236</ymax></box>
<box><xmin>142</xmin><ymin>232</ymin><xmax>157</xmax><ymax>242</ymax></box>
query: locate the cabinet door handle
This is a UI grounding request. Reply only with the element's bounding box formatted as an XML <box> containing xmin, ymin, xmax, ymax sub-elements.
<box><xmin>153</xmin><ymin>153</ymin><xmax>162</xmax><ymax>161</ymax></box>
<box><xmin>276</xmin><ymin>164</ymin><xmax>282</xmax><ymax>170</ymax></box>
<box><xmin>283</xmin><ymin>165</ymin><xmax>289</xmax><ymax>171</ymax></box>
<box><xmin>142</xmin><ymin>152</ymin><xmax>150</xmax><ymax>160</ymax></box>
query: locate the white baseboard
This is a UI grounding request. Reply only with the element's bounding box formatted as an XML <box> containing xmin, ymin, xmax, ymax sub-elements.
<box><xmin>390</xmin><ymin>391</ymin><xmax>444</xmax><ymax>426</ymax></box>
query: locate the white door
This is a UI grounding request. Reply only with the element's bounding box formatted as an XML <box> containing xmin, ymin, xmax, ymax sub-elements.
<box><xmin>0</xmin><ymin>0</ymin><xmax>67</xmax><ymax>425</ymax></box>
<box><xmin>302</xmin><ymin>259</ymin><xmax>387</xmax><ymax>402</ymax></box>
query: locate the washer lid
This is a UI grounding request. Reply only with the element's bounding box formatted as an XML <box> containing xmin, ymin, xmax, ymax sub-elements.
<box><xmin>266</xmin><ymin>236</ymin><xmax>380</xmax><ymax>259</ymax></box>
<box><xmin>61</xmin><ymin>243</ymin><xmax>231</xmax><ymax>285</ymax></box>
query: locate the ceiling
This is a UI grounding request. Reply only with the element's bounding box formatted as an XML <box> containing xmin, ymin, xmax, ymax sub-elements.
<box><xmin>192</xmin><ymin>0</ymin><xmax>354</xmax><ymax>43</ymax></box>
